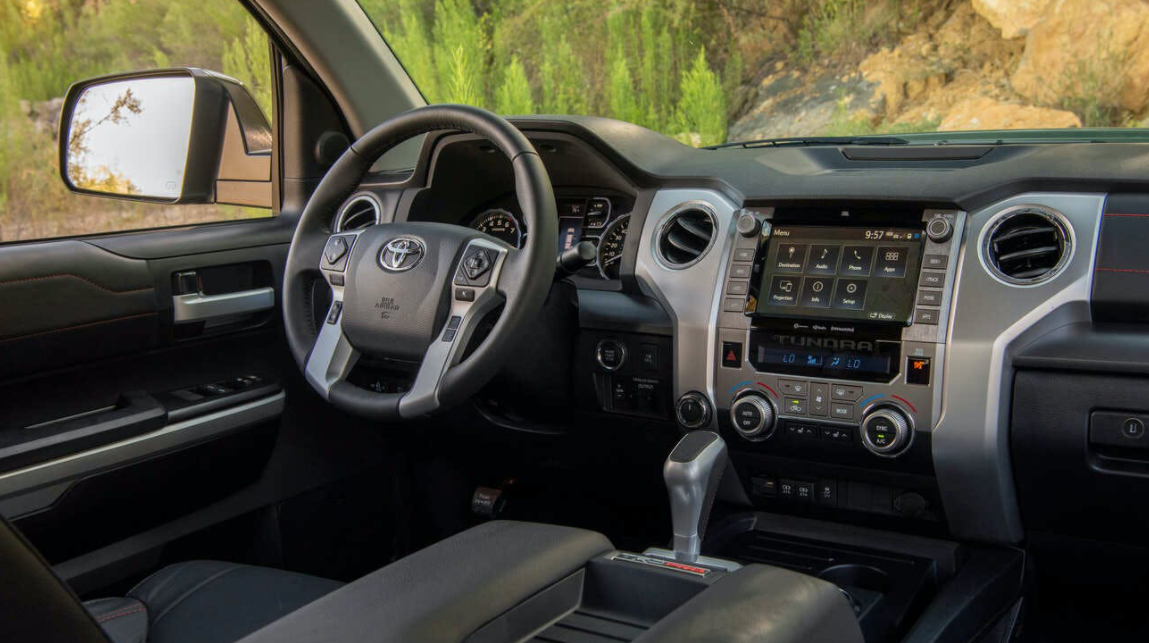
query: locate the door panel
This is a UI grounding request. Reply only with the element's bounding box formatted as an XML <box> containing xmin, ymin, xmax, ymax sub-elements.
<box><xmin>0</xmin><ymin>239</ymin><xmax>160</xmax><ymax>379</ymax></box>
<box><xmin>0</xmin><ymin>219</ymin><xmax>314</xmax><ymax>571</ymax></box>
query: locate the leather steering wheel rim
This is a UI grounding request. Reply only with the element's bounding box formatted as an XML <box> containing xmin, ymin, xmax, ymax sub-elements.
<box><xmin>283</xmin><ymin>104</ymin><xmax>557</xmax><ymax>421</ymax></box>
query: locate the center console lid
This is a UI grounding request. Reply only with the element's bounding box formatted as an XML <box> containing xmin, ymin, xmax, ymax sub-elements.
<box><xmin>237</xmin><ymin>520</ymin><xmax>862</xmax><ymax>643</ymax></box>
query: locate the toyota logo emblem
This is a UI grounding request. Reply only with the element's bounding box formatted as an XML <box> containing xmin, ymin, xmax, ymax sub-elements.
<box><xmin>379</xmin><ymin>237</ymin><xmax>426</xmax><ymax>272</ymax></box>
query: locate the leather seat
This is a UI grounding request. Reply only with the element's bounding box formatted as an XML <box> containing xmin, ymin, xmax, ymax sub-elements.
<box><xmin>83</xmin><ymin>561</ymin><xmax>343</xmax><ymax>643</ymax></box>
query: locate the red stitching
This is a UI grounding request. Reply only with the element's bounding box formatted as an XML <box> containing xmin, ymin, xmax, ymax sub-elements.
<box><xmin>0</xmin><ymin>312</ymin><xmax>157</xmax><ymax>343</ymax></box>
<box><xmin>0</xmin><ymin>273</ymin><xmax>152</xmax><ymax>293</ymax></box>
<box><xmin>1096</xmin><ymin>267</ymin><xmax>1149</xmax><ymax>274</ymax></box>
<box><xmin>1104</xmin><ymin>213</ymin><xmax>1149</xmax><ymax>218</ymax></box>
<box><xmin>97</xmin><ymin>606</ymin><xmax>145</xmax><ymax>623</ymax></box>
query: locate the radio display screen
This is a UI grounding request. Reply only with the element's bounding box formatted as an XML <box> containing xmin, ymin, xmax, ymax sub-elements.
<box><xmin>752</xmin><ymin>225</ymin><xmax>924</xmax><ymax>324</ymax></box>
<box><xmin>748</xmin><ymin>322</ymin><xmax>904</xmax><ymax>382</ymax></box>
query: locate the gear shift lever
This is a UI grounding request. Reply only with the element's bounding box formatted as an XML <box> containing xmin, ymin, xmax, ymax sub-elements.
<box><xmin>663</xmin><ymin>431</ymin><xmax>727</xmax><ymax>564</ymax></box>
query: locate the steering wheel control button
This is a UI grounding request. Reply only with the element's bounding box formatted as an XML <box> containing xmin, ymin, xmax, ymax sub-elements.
<box><xmin>329</xmin><ymin>274</ymin><xmax>345</xmax><ymax>286</ymax></box>
<box><xmin>455</xmin><ymin>287</ymin><xmax>475</xmax><ymax>302</ymax></box>
<box><xmin>721</xmin><ymin>342</ymin><xmax>743</xmax><ymax>368</ymax></box>
<box><xmin>323</xmin><ymin>236</ymin><xmax>356</xmax><ymax>271</ymax></box>
<box><xmin>324</xmin><ymin>237</ymin><xmax>348</xmax><ymax>264</ymax></box>
<box><xmin>675</xmin><ymin>392</ymin><xmax>712</xmax><ymax>429</ymax></box>
<box><xmin>926</xmin><ymin>217</ymin><xmax>954</xmax><ymax>243</ymax></box>
<box><xmin>464</xmin><ymin>250</ymin><xmax>491</xmax><ymax>280</ymax></box>
<box><xmin>441</xmin><ymin>315</ymin><xmax>463</xmax><ymax>342</ymax></box>
<box><xmin>596</xmin><ymin>339</ymin><xmax>627</xmax><ymax>371</ymax></box>
<box><xmin>861</xmin><ymin>407</ymin><xmax>912</xmax><ymax>456</ymax></box>
<box><xmin>325</xmin><ymin>301</ymin><xmax>342</xmax><ymax>325</ymax></box>
<box><xmin>730</xmin><ymin>394</ymin><xmax>776</xmax><ymax>441</ymax></box>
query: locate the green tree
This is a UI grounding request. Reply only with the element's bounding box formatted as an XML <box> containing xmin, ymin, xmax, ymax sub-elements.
<box><xmin>380</xmin><ymin>0</ymin><xmax>440</xmax><ymax>102</ymax></box>
<box><xmin>673</xmin><ymin>47</ymin><xmax>726</xmax><ymax>147</ymax></box>
<box><xmin>608</xmin><ymin>53</ymin><xmax>642</xmax><ymax>125</ymax></box>
<box><xmin>223</xmin><ymin>15</ymin><xmax>273</xmax><ymax>119</ymax></box>
<box><xmin>495</xmin><ymin>56</ymin><xmax>534</xmax><ymax>114</ymax></box>
<box><xmin>432</xmin><ymin>0</ymin><xmax>487</xmax><ymax>106</ymax></box>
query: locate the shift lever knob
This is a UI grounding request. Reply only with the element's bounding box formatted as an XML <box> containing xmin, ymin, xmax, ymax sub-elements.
<box><xmin>664</xmin><ymin>431</ymin><xmax>728</xmax><ymax>563</ymax></box>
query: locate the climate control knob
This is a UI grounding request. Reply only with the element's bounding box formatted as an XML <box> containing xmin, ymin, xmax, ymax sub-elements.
<box><xmin>730</xmin><ymin>393</ymin><xmax>776</xmax><ymax>441</ymax></box>
<box><xmin>861</xmin><ymin>407</ymin><xmax>912</xmax><ymax>456</ymax></box>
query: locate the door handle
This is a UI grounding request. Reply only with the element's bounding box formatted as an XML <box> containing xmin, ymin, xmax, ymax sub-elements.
<box><xmin>173</xmin><ymin>287</ymin><xmax>275</xmax><ymax>323</ymax></box>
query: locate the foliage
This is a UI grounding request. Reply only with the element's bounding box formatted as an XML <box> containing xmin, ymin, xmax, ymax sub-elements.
<box><xmin>368</xmin><ymin>0</ymin><xmax>732</xmax><ymax>144</ymax></box>
<box><xmin>673</xmin><ymin>47</ymin><xmax>727</xmax><ymax>147</ymax></box>
<box><xmin>495</xmin><ymin>56</ymin><xmax>534</xmax><ymax>115</ymax></box>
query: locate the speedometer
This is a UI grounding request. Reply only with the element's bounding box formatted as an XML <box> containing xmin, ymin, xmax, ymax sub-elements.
<box><xmin>597</xmin><ymin>215</ymin><xmax>629</xmax><ymax>280</ymax></box>
<box><xmin>471</xmin><ymin>208</ymin><xmax>523</xmax><ymax>248</ymax></box>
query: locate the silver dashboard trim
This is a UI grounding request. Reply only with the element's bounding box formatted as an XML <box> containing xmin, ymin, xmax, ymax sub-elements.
<box><xmin>934</xmin><ymin>192</ymin><xmax>1103</xmax><ymax>544</ymax></box>
<box><xmin>635</xmin><ymin>190</ymin><xmax>740</xmax><ymax>424</ymax></box>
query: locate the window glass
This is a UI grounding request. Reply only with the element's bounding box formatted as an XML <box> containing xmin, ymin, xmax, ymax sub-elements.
<box><xmin>360</xmin><ymin>0</ymin><xmax>1148</xmax><ymax>149</ymax></box>
<box><xmin>0</xmin><ymin>0</ymin><xmax>273</xmax><ymax>242</ymax></box>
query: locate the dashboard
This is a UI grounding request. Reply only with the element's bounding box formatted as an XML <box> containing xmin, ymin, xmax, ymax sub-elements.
<box><xmin>335</xmin><ymin>116</ymin><xmax>1149</xmax><ymax>552</ymax></box>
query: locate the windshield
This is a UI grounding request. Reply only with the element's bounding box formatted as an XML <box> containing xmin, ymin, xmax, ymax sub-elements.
<box><xmin>360</xmin><ymin>0</ymin><xmax>1145</xmax><ymax>147</ymax></box>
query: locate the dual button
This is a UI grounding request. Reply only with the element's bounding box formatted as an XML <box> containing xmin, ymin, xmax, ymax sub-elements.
<box><xmin>778</xmin><ymin>379</ymin><xmax>861</xmax><ymax>419</ymax></box>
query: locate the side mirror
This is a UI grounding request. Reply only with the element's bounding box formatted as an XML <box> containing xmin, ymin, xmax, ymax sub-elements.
<box><xmin>58</xmin><ymin>68</ymin><xmax>272</xmax><ymax>207</ymax></box>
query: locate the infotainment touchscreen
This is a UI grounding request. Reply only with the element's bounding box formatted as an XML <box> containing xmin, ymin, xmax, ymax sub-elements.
<box><xmin>752</xmin><ymin>225</ymin><xmax>924</xmax><ymax>324</ymax></box>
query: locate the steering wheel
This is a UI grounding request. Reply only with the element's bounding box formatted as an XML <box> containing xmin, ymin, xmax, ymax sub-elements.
<box><xmin>283</xmin><ymin>105</ymin><xmax>557</xmax><ymax>421</ymax></box>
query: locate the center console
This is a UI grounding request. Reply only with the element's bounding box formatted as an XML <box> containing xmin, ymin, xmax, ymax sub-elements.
<box><xmin>697</xmin><ymin>204</ymin><xmax>965</xmax><ymax>527</ymax></box>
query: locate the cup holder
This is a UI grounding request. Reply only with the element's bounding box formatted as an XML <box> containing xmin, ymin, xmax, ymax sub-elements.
<box><xmin>818</xmin><ymin>564</ymin><xmax>892</xmax><ymax>593</ymax></box>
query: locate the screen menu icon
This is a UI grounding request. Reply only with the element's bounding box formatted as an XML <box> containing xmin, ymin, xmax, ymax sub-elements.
<box><xmin>840</xmin><ymin>246</ymin><xmax>874</xmax><ymax>276</ymax></box>
<box><xmin>807</xmin><ymin>245</ymin><xmax>840</xmax><ymax>275</ymax></box>
<box><xmin>774</xmin><ymin>244</ymin><xmax>807</xmax><ymax>273</ymax></box>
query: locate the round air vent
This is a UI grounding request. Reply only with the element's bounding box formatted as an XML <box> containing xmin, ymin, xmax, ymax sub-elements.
<box><xmin>982</xmin><ymin>206</ymin><xmax>1072</xmax><ymax>286</ymax></box>
<box><xmin>334</xmin><ymin>194</ymin><xmax>381</xmax><ymax>232</ymax></box>
<box><xmin>655</xmin><ymin>205</ymin><xmax>717</xmax><ymax>268</ymax></box>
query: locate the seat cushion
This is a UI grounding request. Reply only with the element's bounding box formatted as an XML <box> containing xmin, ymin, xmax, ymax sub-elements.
<box><xmin>86</xmin><ymin>561</ymin><xmax>343</xmax><ymax>643</ymax></box>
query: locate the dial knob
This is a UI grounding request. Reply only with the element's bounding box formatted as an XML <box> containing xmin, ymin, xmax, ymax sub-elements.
<box><xmin>730</xmin><ymin>393</ymin><xmax>776</xmax><ymax>441</ymax></box>
<box><xmin>926</xmin><ymin>217</ymin><xmax>953</xmax><ymax>243</ymax></box>
<box><xmin>736</xmin><ymin>212</ymin><xmax>762</xmax><ymax>237</ymax></box>
<box><xmin>675</xmin><ymin>392</ymin><xmax>713</xmax><ymax>430</ymax></box>
<box><xmin>861</xmin><ymin>407</ymin><xmax>912</xmax><ymax>456</ymax></box>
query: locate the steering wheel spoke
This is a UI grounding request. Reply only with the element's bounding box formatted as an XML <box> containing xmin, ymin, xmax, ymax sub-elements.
<box><xmin>399</xmin><ymin>238</ymin><xmax>509</xmax><ymax>417</ymax></box>
<box><xmin>304</xmin><ymin>290</ymin><xmax>360</xmax><ymax>399</ymax></box>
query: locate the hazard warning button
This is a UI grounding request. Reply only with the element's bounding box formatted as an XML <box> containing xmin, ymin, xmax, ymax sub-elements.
<box><xmin>722</xmin><ymin>341</ymin><xmax>743</xmax><ymax>368</ymax></box>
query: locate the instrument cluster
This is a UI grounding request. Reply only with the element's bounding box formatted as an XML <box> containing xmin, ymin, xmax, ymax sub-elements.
<box><xmin>468</xmin><ymin>194</ymin><xmax>632</xmax><ymax>281</ymax></box>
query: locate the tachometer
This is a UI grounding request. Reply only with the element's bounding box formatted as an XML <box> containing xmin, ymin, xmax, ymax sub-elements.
<box><xmin>597</xmin><ymin>215</ymin><xmax>629</xmax><ymax>280</ymax></box>
<box><xmin>471</xmin><ymin>208</ymin><xmax>523</xmax><ymax>248</ymax></box>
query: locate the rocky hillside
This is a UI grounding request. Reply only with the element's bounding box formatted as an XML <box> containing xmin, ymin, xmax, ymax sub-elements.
<box><xmin>730</xmin><ymin>0</ymin><xmax>1149</xmax><ymax>142</ymax></box>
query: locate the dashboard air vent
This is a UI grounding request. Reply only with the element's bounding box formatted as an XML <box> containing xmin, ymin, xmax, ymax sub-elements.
<box><xmin>656</xmin><ymin>206</ymin><xmax>716</xmax><ymax>268</ymax></box>
<box><xmin>334</xmin><ymin>194</ymin><xmax>381</xmax><ymax>232</ymax></box>
<box><xmin>983</xmin><ymin>207</ymin><xmax>1071</xmax><ymax>285</ymax></box>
